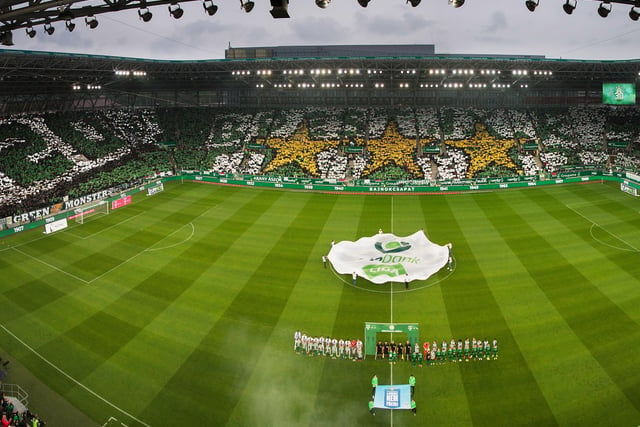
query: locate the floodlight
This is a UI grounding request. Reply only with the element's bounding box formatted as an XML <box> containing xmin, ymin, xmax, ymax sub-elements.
<box><xmin>44</xmin><ymin>21</ymin><xmax>55</xmax><ymax>35</ymax></box>
<box><xmin>316</xmin><ymin>0</ymin><xmax>331</xmax><ymax>8</ymax></box>
<box><xmin>85</xmin><ymin>16</ymin><xmax>99</xmax><ymax>28</ymax></box>
<box><xmin>203</xmin><ymin>1</ymin><xmax>218</xmax><ymax>15</ymax></box>
<box><xmin>65</xmin><ymin>21</ymin><xmax>76</xmax><ymax>32</ymax></box>
<box><xmin>0</xmin><ymin>31</ymin><xmax>14</xmax><ymax>46</ymax></box>
<box><xmin>139</xmin><ymin>8</ymin><xmax>153</xmax><ymax>21</ymax></box>
<box><xmin>562</xmin><ymin>0</ymin><xmax>576</xmax><ymax>14</ymax></box>
<box><xmin>240</xmin><ymin>0</ymin><xmax>254</xmax><ymax>12</ymax></box>
<box><xmin>270</xmin><ymin>0</ymin><xmax>290</xmax><ymax>18</ymax></box>
<box><xmin>449</xmin><ymin>0</ymin><xmax>464</xmax><ymax>7</ymax></box>
<box><xmin>26</xmin><ymin>26</ymin><xmax>36</xmax><ymax>38</ymax></box>
<box><xmin>407</xmin><ymin>0</ymin><xmax>421</xmax><ymax>6</ymax></box>
<box><xmin>597</xmin><ymin>1</ymin><xmax>611</xmax><ymax>17</ymax></box>
<box><xmin>357</xmin><ymin>0</ymin><xmax>370</xmax><ymax>7</ymax></box>
<box><xmin>169</xmin><ymin>4</ymin><xmax>184</xmax><ymax>18</ymax></box>
<box><xmin>525</xmin><ymin>0</ymin><xmax>538</xmax><ymax>12</ymax></box>
<box><xmin>630</xmin><ymin>6</ymin><xmax>640</xmax><ymax>21</ymax></box>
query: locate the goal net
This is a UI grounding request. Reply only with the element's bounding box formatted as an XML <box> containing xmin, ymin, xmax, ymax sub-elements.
<box><xmin>74</xmin><ymin>200</ymin><xmax>109</xmax><ymax>224</ymax></box>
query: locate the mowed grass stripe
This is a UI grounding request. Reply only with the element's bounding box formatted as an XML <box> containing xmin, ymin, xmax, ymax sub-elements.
<box><xmin>14</xmin><ymin>184</ymin><xmax>213</xmax><ymax>282</ymax></box>
<box><xmin>310</xmin><ymin>196</ymin><xmax>393</xmax><ymax>427</ymax></box>
<box><xmin>13</xmin><ymin>188</ymin><xmax>281</xmax><ymax>406</ymax></box>
<box><xmin>225</xmin><ymin>193</ymin><xmax>354</xmax><ymax>427</ymax></box>
<box><xmin>462</xmin><ymin>191</ymin><xmax>635</xmax><ymax>426</ymax></box>
<box><xmin>3</xmin><ymin>185</ymin><xmax>239</xmax><ymax>346</ymax></box>
<box><xmin>69</xmin><ymin>187</ymin><xmax>303</xmax><ymax>420</ymax></box>
<box><xmin>521</xmin><ymin>186</ymin><xmax>640</xmax><ymax>327</ymax></box>
<box><xmin>385</xmin><ymin>195</ymin><xmax>473</xmax><ymax>426</ymax></box>
<box><xmin>561</xmin><ymin>183</ymin><xmax>640</xmax><ymax>250</ymax></box>
<box><xmin>139</xmin><ymin>192</ymin><xmax>335</xmax><ymax>426</ymax></box>
<box><xmin>476</xmin><ymin>191</ymin><xmax>640</xmax><ymax>417</ymax></box>
<box><xmin>437</xmin><ymin>194</ymin><xmax>557</xmax><ymax>426</ymax></box>
<box><xmin>3</xmin><ymin>185</ymin><xmax>254</xmax><ymax>350</ymax></box>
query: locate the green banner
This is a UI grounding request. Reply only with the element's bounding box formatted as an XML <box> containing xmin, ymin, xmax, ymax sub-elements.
<box><xmin>364</xmin><ymin>322</ymin><xmax>420</xmax><ymax>357</ymax></box>
<box><xmin>247</xmin><ymin>143</ymin><xmax>264</xmax><ymax>149</ymax></box>
<box><xmin>344</xmin><ymin>146</ymin><xmax>364</xmax><ymax>153</ymax></box>
<box><xmin>423</xmin><ymin>145</ymin><xmax>440</xmax><ymax>153</ymax></box>
<box><xmin>607</xmin><ymin>141</ymin><xmax>629</xmax><ymax>148</ymax></box>
<box><xmin>523</xmin><ymin>142</ymin><xmax>538</xmax><ymax>150</ymax></box>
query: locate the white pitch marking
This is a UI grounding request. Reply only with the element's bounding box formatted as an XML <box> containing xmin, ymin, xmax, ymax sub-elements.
<box><xmin>566</xmin><ymin>204</ymin><xmax>639</xmax><ymax>252</ymax></box>
<box><xmin>0</xmin><ymin>324</ymin><xmax>151</xmax><ymax>427</ymax></box>
<box><xmin>10</xmin><ymin>247</ymin><xmax>89</xmax><ymax>284</ymax></box>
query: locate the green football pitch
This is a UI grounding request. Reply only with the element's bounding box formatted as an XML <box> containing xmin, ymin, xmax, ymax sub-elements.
<box><xmin>1</xmin><ymin>181</ymin><xmax>639</xmax><ymax>427</ymax></box>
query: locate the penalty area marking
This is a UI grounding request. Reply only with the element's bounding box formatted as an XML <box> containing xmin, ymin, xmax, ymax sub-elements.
<box><xmin>8</xmin><ymin>222</ymin><xmax>196</xmax><ymax>285</ymax></box>
<box><xmin>67</xmin><ymin>211</ymin><xmax>147</xmax><ymax>240</ymax></box>
<box><xmin>102</xmin><ymin>417</ymin><xmax>129</xmax><ymax>427</ymax></box>
<box><xmin>145</xmin><ymin>223</ymin><xmax>195</xmax><ymax>252</ymax></box>
<box><xmin>566</xmin><ymin>204</ymin><xmax>640</xmax><ymax>253</ymax></box>
<box><xmin>0</xmin><ymin>324</ymin><xmax>151</xmax><ymax>427</ymax></box>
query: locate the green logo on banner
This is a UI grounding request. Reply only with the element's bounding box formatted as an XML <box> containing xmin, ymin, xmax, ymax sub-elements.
<box><xmin>374</xmin><ymin>241</ymin><xmax>412</xmax><ymax>254</ymax></box>
<box><xmin>362</xmin><ymin>263</ymin><xmax>408</xmax><ymax>279</ymax></box>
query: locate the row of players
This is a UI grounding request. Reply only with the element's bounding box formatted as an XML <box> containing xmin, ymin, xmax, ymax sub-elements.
<box><xmin>294</xmin><ymin>331</ymin><xmax>364</xmax><ymax>360</ymax></box>
<box><xmin>376</xmin><ymin>338</ymin><xmax>498</xmax><ymax>362</ymax></box>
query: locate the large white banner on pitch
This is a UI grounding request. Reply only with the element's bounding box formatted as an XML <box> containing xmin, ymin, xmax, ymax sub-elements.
<box><xmin>328</xmin><ymin>230</ymin><xmax>449</xmax><ymax>284</ymax></box>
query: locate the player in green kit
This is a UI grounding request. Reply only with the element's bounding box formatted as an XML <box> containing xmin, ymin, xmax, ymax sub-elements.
<box><xmin>389</xmin><ymin>348</ymin><xmax>397</xmax><ymax>364</ymax></box>
<box><xmin>484</xmin><ymin>339</ymin><xmax>491</xmax><ymax>360</ymax></box>
<box><xmin>472</xmin><ymin>338</ymin><xmax>478</xmax><ymax>360</ymax></box>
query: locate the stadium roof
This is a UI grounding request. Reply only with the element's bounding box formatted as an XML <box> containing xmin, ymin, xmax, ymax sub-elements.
<box><xmin>1</xmin><ymin>46</ymin><xmax>639</xmax><ymax>112</ymax></box>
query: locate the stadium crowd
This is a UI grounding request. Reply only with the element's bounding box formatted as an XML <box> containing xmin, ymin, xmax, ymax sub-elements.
<box><xmin>0</xmin><ymin>392</ymin><xmax>44</xmax><ymax>427</ymax></box>
<box><xmin>1</xmin><ymin>105</ymin><xmax>639</xmax><ymax>219</ymax></box>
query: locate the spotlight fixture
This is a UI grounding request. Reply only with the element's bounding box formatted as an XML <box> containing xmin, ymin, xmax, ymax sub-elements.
<box><xmin>525</xmin><ymin>0</ymin><xmax>538</xmax><ymax>12</ymax></box>
<box><xmin>85</xmin><ymin>15</ymin><xmax>99</xmax><ymax>28</ymax></box>
<box><xmin>25</xmin><ymin>26</ymin><xmax>36</xmax><ymax>38</ymax></box>
<box><xmin>240</xmin><ymin>0</ymin><xmax>254</xmax><ymax>12</ymax></box>
<box><xmin>597</xmin><ymin>1</ymin><xmax>611</xmax><ymax>17</ymax></box>
<box><xmin>203</xmin><ymin>0</ymin><xmax>218</xmax><ymax>15</ymax></box>
<box><xmin>65</xmin><ymin>21</ymin><xmax>76</xmax><ymax>32</ymax></box>
<box><xmin>316</xmin><ymin>0</ymin><xmax>331</xmax><ymax>8</ymax></box>
<box><xmin>169</xmin><ymin>4</ymin><xmax>184</xmax><ymax>18</ymax></box>
<box><xmin>562</xmin><ymin>0</ymin><xmax>576</xmax><ymax>14</ymax></box>
<box><xmin>357</xmin><ymin>0</ymin><xmax>370</xmax><ymax>7</ymax></box>
<box><xmin>407</xmin><ymin>0</ymin><xmax>421</xmax><ymax>6</ymax></box>
<box><xmin>448</xmin><ymin>0</ymin><xmax>464</xmax><ymax>7</ymax></box>
<box><xmin>44</xmin><ymin>21</ymin><xmax>55</xmax><ymax>35</ymax></box>
<box><xmin>0</xmin><ymin>31</ymin><xmax>14</xmax><ymax>46</ymax></box>
<box><xmin>630</xmin><ymin>6</ymin><xmax>640</xmax><ymax>21</ymax></box>
<box><xmin>270</xmin><ymin>0</ymin><xmax>290</xmax><ymax>18</ymax></box>
<box><xmin>138</xmin><ymin>8</ymin><xmax>153</xmax><ymax>21</ymax></box>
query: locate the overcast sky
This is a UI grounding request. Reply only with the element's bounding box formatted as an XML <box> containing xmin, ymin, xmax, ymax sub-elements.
<box><xmin>4</xmin><ymin>0</ymin><xmax>640</xmax><ymax>61</ymax></box>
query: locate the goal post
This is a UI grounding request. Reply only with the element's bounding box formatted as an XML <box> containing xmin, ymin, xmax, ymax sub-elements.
<box><xmin>364</xmin><ymin>322</ymin><xmax>419</xmax><ymax>359</ymax></box>
<box><xmin>73</xmin><ymin>200</ymin><xmax>109</xmax><ymax>224</ymax></box>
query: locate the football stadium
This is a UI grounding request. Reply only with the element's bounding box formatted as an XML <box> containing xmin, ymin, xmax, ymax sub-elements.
<box><xmin>1</xmin><ymin>17</ymin><xmax>640</xmax><ymax>427</ymax></box>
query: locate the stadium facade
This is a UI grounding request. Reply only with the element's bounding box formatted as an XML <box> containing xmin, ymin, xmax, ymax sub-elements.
<box><xmin>1</xmin><ymin>44</ymin><xmax>639</xmax><ymax>114</ymax></box>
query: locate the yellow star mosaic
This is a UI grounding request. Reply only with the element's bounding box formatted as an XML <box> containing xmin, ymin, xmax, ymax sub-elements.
<box><xmin>262</xmin><ymin>121</ymin><xmax>339</xmax><ymax>177</ymax></box>
<box><xmin>361</xmin><ymin>122</ymin><xmax>423</xmax><ymax>178</ymax></box>
<box><xmin>445</xmin><ymin>124</ymin><xmax>521</xmax><ymax>178</ymax></box>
